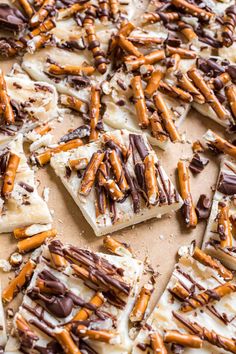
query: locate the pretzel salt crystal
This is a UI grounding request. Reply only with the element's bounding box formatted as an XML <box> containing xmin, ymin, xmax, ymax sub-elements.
<box><xmin>225</xmin><ymin>84</ymin><xmax>236</xmax><ymax>119</ymax></box>
<box><xmin>86</xmin><ymin>25</ymin><xmax>107</xmax><ymax>74</ymax></box>
<box><xmin>18</xmin><ymin>0</ymin><xmax>34</xmax><ymax>18</ymax></box>
<box><xmin>76</xmin><ymin>325</ymin><xmax>117</xmax><ymax>343</ymax></box>
<box><xmin>89</xmin><ymin>86</ymin><xmax>101</xmax><ymax>142</ymax></box>
<box><xmin>103</xmin><ymin>235</ymin><xmax>132</xmax><ymax>257</ymax></box>
<box><xmin>58</xmin><ymin>2</ymin><xmax>86</xmax><ymax>20</ymax></box>
<box><xmin>188</xmin><ymin>68</ymin><xmax>229</xmax><ymax>120</ymax></box>
<box><xmin>150</xmin><ymin>332</ymin><xmax>167</xmax><ymax>354</ymax></box>
<box><xmin>36</xmin><ymin>139</ymin><xmax>83</xmax><ymax>166</ymax></box>
<box><xmin>164</xmin><ymin>330</ymin><xmax>203</xmax><ymax>348</ymax></box>
<box><xmin>159</xmin><ymin>81</ymin><xmax>193</xmax><ymax>103</ymax></box>
<box><xmin>142</xmin><ymin>11</ymin><xmax>179</xmax><ymax>25</ymax></box>
<box><xmin>166</xmin><ymin>45</ymin><xmax>196</xmax><ymax>59</ymax></box>
<box><xmin>30</xmin><ymin>0</ymin><xmax>55</xmax><ymax>28</ymax></box>
<box><xmin>144</xmin><ymin>154</ymin><xmax>159</xmax><ymax>205</ymax></box>
<box><xmin>60</xmin><ymin>94</ymin><xmax>88</xmax><ymax>114</ymax></box>
<box><xmin>17</xmin><ymin>229</ymin><xmax>57</xmax><ymax>253</ymax></box>
<box><xmin>72</xmin><ymin>292</ymin><xmax>105</xmax><ymax>322</ymax></box>
<box><xmin>204</xmin><ymin>129</ymin><xmax>236</xmax><ymax>158</ymax></box>
<box><xmin>144</xmin><ymin>70</ymin><xmax>164</xmax><ymax>98</ymax></box>
<box><xmin>109</xmin><ymin>150</ymin><xmax>129</xmax><ymax>192</ymax></box>
<box><xmin>48</xmin><ymin>64</ymin><xmax>95</xmax><ymax>76</ymax></box>
<box><xmin>171</xmin><ymin>0</ymin><xmax>214</xmax><ymax>21</ymax></box>
<box><xmin>0</xmin><ymin>70</ymin><xmax>15</xmax><ymax>125</ymax></box>
<box><xmin>98</xmin><ymin>162</ymin><xmax>124</xmax><ymax>201</ymax></box>
<box><xmin>2</xmin><ymin>153</ymin><xmax>20</xmax><ymax>197</ymax></box>
<box><xmin>217</xmin><ymin>202</ymin><xmax>233</xmax><ymax>248</ymax></box>
<box><xmin>80</xmin><ymin>151</ymin><xmax>104</xmax><ymax>196</ymax></box>
<box><xmin>177</xmin><ymin>73</ymin><xmax>205</xmax><ymax>104</ymax></box>
<box><xmin>131</xmin><ymin>76</ymin><xmax>149</xmax><ymax>129</ymax></box>
<box><xmin>117</xmin><ymin>35</ymin><xmax>142</xmax><ymax>57</ymax></box>
<box><xmin>181</xmin><ymin>282</ymin><xmax>236</xmax><ymax>312</ymax></box>
<box><xmin>150</xmin><ymin>112</ymin><xmax>168</xmax><ymax>142</ymax></box>
<box><xmin>2</xmin><ymin>259</ymin><xmax>36</xmax><ymax>303</ymax></box>
<box><xmin>153</xmin><ymin>93</ymin><xmax>180</xmax><ymax>142</ymax></box>
<box><xmin>130</xmin><ymin>284</ymin><xmax>153</xmax><ymax>322</ymax></box>
<box><xmin>177</xmin><ymin>160</ymin><xmax>198</xmax><ymax>227</ymax></box>
<box><xmin>54</xmin><ymin>329</ymin><xmax>81</xmax><ymax>354</ymax></box>
<box><xmin>125</xmin><ymin>50</ymin><xmax>165</xmax><ymax>71</ymax></box>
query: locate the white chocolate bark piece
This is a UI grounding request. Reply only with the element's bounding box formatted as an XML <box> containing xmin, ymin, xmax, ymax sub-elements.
<box><xmin>0</xmin><ymin>65</ymin><xmax>58</xmax><ymax>144</ymax></box>
<box><xmin>5</xmin><ymin>239</ymin><xmax>143</xmax><ymax>354</ymax></box>
<box><xmin>132</xmin><ymin>245</ymin><xmax>236</xmax><ymax>353</ymax></box>
<box><xmin>50</xmin><ymin>129</ymin><xmax>182</xmax><ymax>236</ymax></box>
<box><xmin>0</xmin><ymin>281</ymin><xmax>7</xmax><ymax>350</ymax></box>
<box><xmin>0</xmin><ymin>134</ymin><xmax>52</xmax><ymax>233</ymax></box>
<box><xmin>202</xmin><ymin>156</ymin><xmax>236</xmax><ymax>270</ymax></box>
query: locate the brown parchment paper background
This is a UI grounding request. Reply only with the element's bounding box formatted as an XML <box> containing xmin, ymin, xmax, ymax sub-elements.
<box><xmin>0</xmin><ymin>59</ymin><xmax>225</xmax><ymax>326</ymax></box>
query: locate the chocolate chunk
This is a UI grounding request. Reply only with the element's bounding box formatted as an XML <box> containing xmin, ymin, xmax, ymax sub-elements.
<box><xmin>196</xmin><ymin>194</ymin><xmax>211</xmax><ymax>219</ymax></box>
<box><xmin>45</xmin><ymin>295</ymin><xmax>74</xmax><ymax>318</ymax></box>
<box><xmin>59</xmin><ymin>125</ymin><xmax>90</xmax><ymax>143</ymax></box>
<box><xmin>0</xmin><ymin>4</ymin><xmax>26</xmax><ymax>33</ymax></box>
<box><xmin>189</xmin><ymin>154</ymin><xmax>209</xmax><ymax>174</ymax></box>
<box><xmin>217</xmin><ymin>172</ymin><xmax>236</xmax><ymax>195</ymax></box>
<box><xmin>67</xmin><ymin>75</ymin><xmax>90</xmax><ymax>88</ymax></box>
<box><xmin>164</xmin><ymin>36</ymin><xmax>182</xmax><ymax>47</ymax></box>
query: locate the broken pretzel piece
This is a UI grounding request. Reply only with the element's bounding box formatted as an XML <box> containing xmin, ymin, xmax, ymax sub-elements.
<box><xmin>150</xmin><ymin>332</ymin><xmax>167</xmax><ymax>354</ymax></box>
<box><xmin>98</xmin><ymin>162</ymin><xmax>124</xmax><ymax>201</ymax></box>
<box><xmin>159</xmin><ymin>81</ymin><xmax>193</xmax><ymax>103</ymax></box>
<box><xmin>17</xmin><ymin>229</ymin><xmax>57</xmax><ymax>254</ymax></box>
<box><xmin>225</xmin><ymin>84</ymin><xmax>236</xmax><ymax>120</ymax></box>
<box><xmin>30</xmin><ymin>0</ymin><xmax>55</xmax><ymax>28</ymax></box>
<box><xmin>48</xmin><ymin>64</ymin><xmax>95</xmax><ymax>76</ymax></box>
<box><xmin>117</xmin><ymin>34</ymin><xmax>142</xmax><ymax>57</ymax></box>
<box><xmin>69</xmin><ymin>157</ymin><xmax>89</xmax><ymax>171</ymax></box>
<box><xmin>54</xmin><ymin>329</ymin><xmax>80</xmax><ymax>354</ymax></box>
<box><xmin>72</xmin><ymin>292</ymin><xmax>105</xmax><ymax>322</ymax></box>
<box><xmin>13</xmin><ymin>224</ymin><xmax>52</xmax><ymax>239</ymax></box>
<box><xmin>171</xmin><ymin>0</ymin><xmax>214</xmax><ymax>21</ymax></box>
<box><xmin>98</xmin><ymin>0</ymin><xmax>109</xmax><ymax>23</ymax></box>
<box><xmin>89</xmin><ymin>86</ymin><xmax>101</xmax><ymax>142</ymax></box>
<box><xmin>60</xmin><ymin>94</ymin><xmax>88</xmax><ymax>114</ymax></box>
<box><xmin>166</xmin><ymin>45</ymin><xmax>196</xmax><ymax>59</ymax></box>
<box><xmin>75</xmin><ymin>325</ymin><xmax>118</xmax><ymax>343</ymax></box>
<box><xmin>2</xmin><ymin>153</ymin><xmax>20</xmax><ymax>197</ymax></box>
<box><xmin>48</xmin><ymin>240</ymin><xmax>68</xmax><ymax>270</ymax></box>
<box><xmin>34</xmin><ymin>123</ymin><xmax>52</xmax><ymax>136</ymax></box>
<box><xmin>86</xmin><ymin>25</ymin><xmax>107</xmax><ymax>74</ymax></box>
<box><xmin>130</xmin><ymin>284</ymin><xmax>153</xmax><ymax>322</ymax></box>
<box><xmin>57</xmin><ymin>2</ymin><xmax>87</xmax><ymax>20</ymax></box>
<box><xmin>211</xmin><ymin>72</ymin><xmax>231</xmax><ymax>91</ymax></box>
<box><xmin>203</xmin><ymin>129</ymin><xmax>236</xmax><ymax>158</ymax></box>
<box><xmin>2</xmin><ymin>259</ymin><xmax>36</xmax><ymax>303</ymax></box>
<box><xmin>80</xmin><ymin>151</ymin><xmax>104</xmax><ymax>196</ymax></box>
<box><xmin>144</xmin><ymin>70</ymin><xmax>164</xmax><ymax>98</ymax></box>
<box><xmin>0</xmin><ymin>70</ymin><xmax>15</xmax><ymax>125</ymax></box>
<box><xmin>144</xmin><ymin>154</ymin><xmax>159</xmax><ymax>205</ymax></box>
<box><xmin>18</xmin><ymin>0</ymin><xmax>34</xmax><ymax>18</ymax></box>
<box><xmin>125</xmin><ymin>49</ymin><xmax>165</xmax><ymax>71</ymax></box>
<box><xmin>164</xmin><ymin>330</ymin><xmax>203</xmax><ymax>348</ymax></box>
<box><xmin>217</xmin><ymin>202</ymin><xmax>233</xmax><ymax>248</ymax></box>
<box><xmin>177</xmin><ymin>160</ymin><xmax>197</xmax><ymax>227</ymax></box>
<box><xmin>131</xmin><ymin>76</ymin><xmax>149</xmax><ymax>129</ymax></box>
<box><xmin>142</xmin><ymin>11</ymin><xmax>179</xmax><ymax>25</ymax></box>
<box><xmin>176</xmin><ymin>72</ymin><xmax>205</xmax><ymax>104</ymax></box>
<box><xmin>170</xmin><ymin>281</ymin><xmax>189</xmax><ymax>300</ymax></box>
<box><xmin>109</xmin><ymin>150</ymin><xmax>129</xmax><ymax>192</ymax></box>
<box><xmin>178</xmin><ymin>21</ymin><xmax>198</xmax><ymax>42</ymax></box>
<box><xmin>103</xmin><ymin>235</ymin><xmax>132</xmax><ymax>257</ymax></box>
<box><xmin>149</xmin><ymin>112</ymin><xmax>168</xmax><ymax>142</ymax></box>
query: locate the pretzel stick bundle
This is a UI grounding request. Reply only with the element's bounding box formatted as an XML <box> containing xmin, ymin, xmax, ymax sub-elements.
<box><xmin>18</xmin><ymin>0</ymin><xmax>34</xmax><ymax>18</ymax></box>
<box><xmin>225</xmin><ymin>84</ymin><xmax>236</xmax><ymax>119</ymax></box>
<box><xmin>86</xmin><ymin>25</ymin><xmax>108</xmax><ymax>74</ymax></box>
<box><xmin>176</xmin><ymin>72</ymin><xmax>205</xmax><ymax>104</ymax></box>
<box><xmin>98</xmin><ymin>162</ymin><xmax>124</xmax><ymax>201</ymax></box>
<box><xmin>17</xmin><ymin>229</ymin><xmax>57</xmax><ymax>254</ymax></box>
<box><xmin>144</xmin><ymin>70</ymin><xmax>164</xmax><ymax>98</ymax></box>
<box><xmin>203</xmin><ymin>129</ymin><xmax>236</xmax><ymax>158</ymax></box>
<box><xmin>125</xmin><ymin>49</ymin><xmax>165</xmax><ymax>71</ymax></box>
<box><xmin>181</xmin><ymin>282</ymin><xmax>236</xmax><ymax>312</ymax></box>
<box><xmin>48</xmin><ymin>64</ymin><xmax>95</xmax><ymax>76</ymax></box>
<box><xmin>222</xmin><ymin>5</ymin><xmax>236</xmax><ymax>48</ymax></box>
<box><xmin>57</xmin><ymin>2</ymin><xmax>87</xmax><ymax>20</ymax></box>
<box><xmin>109</xmin><ymin>150</ymin><xmax>129</xmax><ymax>192</ymax></box>
<box><xmin>154</xmin><ymin>93</ymin><xmax>180</xmax><ymax>142</ymax></box>
<box><xmin>2</xmin><ymin>259</ymin><xmax>36</xmax><ymax>303</ymax></box>
<box><xmin>103</xmin><ymin>235</ymin><xmax>132</xmax><ymax>257</ymax></box>
<box><xmin>130</xmin><ymin>284</ymin><xmax>153</xmax><ymax>322</ymax></box>
<box><xmin>164</xmin><ymin>330</ymin><xmax>203</xmax><ymax>348</ymax></box>
<box><xmin>80</xmin><ymin>151</ymin><xmax>104</xmax><ymax>196</ymax></box>
<box><xmin>89</xmin><ymin>85</ymin><xmax>101</xmax><ymax>142</ymax></box>
<box><xmin>0</xmin><ymin>70</ymin><xmax>15</xmax><ymax>125</ymax></box>
<box><xmin>30</xmin><ymin>0</ymin><xmax>55</xmax><ymax>28</ymax></box>
<box><xmin>142</xmin><ymin>11</ymin><xmax>179</xmax><ymax>25</ymax></box>
<box><xmin>177</xmin><ymin>160</ymin><xmax>198</xmax><ymax>227</ymax></box>
<box><xmin>60</xmin><ymin>94</ymin><xmax>88</xmax><ymax>114</ymax></box>
<box><xmin>98</xmin><ymin>0</ymin><xmax>109</xmax><ymax>22</ymax></box>
<box><xmin>117</xmin><ymin>35</ymin><xmax>142</xmax><ymax>57</ymax></box>
<box><xmin>149</xmin><ymin>111</ymin><xmax>168</xmax><ymax>142</ymax></box>
<box><xmin>159</xmin><ymin>81</ymin><xmax>193</xmax><ymax>103</ymax></box>
<box><xmin>192</xmin><ymin>246</ymin><xmax>233</xmax><ymax>280</ymax></box>
<box><xmin>109</xmin><ymin>0</ymin><xmax>120</xmax><ymax>19</ymax></box>
<box><xmin>54</xmin><ymin>329</ymin><xmax>81</xmax><ymax>354</ymax></box>
<box><xmin>217</xmin><ymin>202</ymin><xmax>233</xmax><ymax>248</ymax></box>
<box><xmin>36</xmin><ymin>139</ymin><xmax>83</xmax><ymax>166</ymax></box>
<box><xmin>144</xmin><ymin>154</ymin><xmax>159</xmax><ymax>205</ymax></box>
<box><xmin>72</xmin><ymin>292</ymin><xmax>105</xmax><ymax>322</ymax></box>
<box><xmin>171</xmin><ymin>0</ymin><xmax>214</xmax><ymax>22</ymax></box>
<box><xmin>131</xmin><ymin>76</ymin><xmax>149</xmax><ymax>129</ymax></box>
<box><xmin>2</xmin><ymin>153</ymin><xmax>20</xmax><ymax>197</ymax></box>
<box><xmin>150</xmin><ymin>332</ymin><xmax>167</xmax><ymax>354</ymax></box>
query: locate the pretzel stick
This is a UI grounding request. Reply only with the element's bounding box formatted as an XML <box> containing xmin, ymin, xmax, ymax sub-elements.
<box><xmin>222</xmin><ymin>5</ymin><xmax>236</xmax><ymax>47</ymax></box>
<box><xmin>131</xmin><ymin>76</ymin><xmax>149</xmax><ymax>129</ymax></box>
<box><xmin>89</xmin><ymin>86</ymin><xmax>100</xmax><ymax>141</ymax></box>
<box><xmin>159</xmin><ymin>81</ymin><xmax>193</xmax><ymax>103</ymax></box>
<box><xmin>125</xmin><ymin>49</ymin><xmax>165</xmax><ymax>71</ymax></box>
<box><xmin>58</xmin><ymin>3</ymin><xmax>87</xmax><ymax>20</ymax></box>
<box><xmin>69</xmin><ymin>158</ymin><xmax>89</xmax><ymax>170</ymax></box>
<box><xmin>171</xmin><ymin>0</ymin><xmax>214</xmax><ymax>21</ymax></box>
<box><xmin>2</xmin><ymin>260</ymin><xmax>35</xmax><ymax>303</ymax></box>
<box><xmin>181</xmin><ymin>282</ymin><xmax>236</xmax><ymax>312</ymax></box>
<box><xmin>103</xmin><ymin>235</ymin><xmax>132</xmax><ymax>257</ymax></box>
<box><xmin>75</xmin><ymin>325</ymin><xmax>117</xmax><ymax>343</ymax></box>
<box><xmin>176</xmin><ymin>72</ymin><xmax>205</xmax><ymax>104</ymax></box>
<box><xmin>30</xmin><ymin>0</ymin><xmax>55</xmax><ymax>27</ymax></box>
<box><xmin>13</xmin><ymin>224</ymin><xmax>51</xmax><ymax>239</ymax></box>
<box><xmin>48</xmin><ymin>64</ymin><xmax>95</xmax><ymax>76</ymax></box>
<box><xmin>102</xmin><ymin>133</ymin><xmax>128</xmax><ymax>158</ymax></box>
<box><xmin>0</xmin><ymin>70</ymin><xmax>15</xmax><ymax>125</ymax></box>
<box><xmin>210</xmin><ymin>72</ymin><xmax>231</xmax><ymax>91</ymax></box>
<box><xmin>192</xmin><ymin>246</ymin><xmax>233</xmax><ymax>280</ymax></box>
<box><xmin>178</xmin><ymin>21</ymin><xmax>198</xmax><ymax>41</ymax></box>
<box><xmin>36</xmin><ymin>139</ymin><xmax>83</xmax><ymax>166</ymax></box>
<box><xmin>83</xmin><ymin>5</ymin><xmax>97</xmax><ymax>27</ymax></box>
<box><xmin>128</xmin><ymin>36</ymin><xmax>163</xmax><ymax>47</ymax></box>
<box><xmin>166</xmin><ymin>45</ymin><xmax>196</xmax><ymax>59</ymax></box>
<box><xmin>217</xmin><ymin>202</ymin><xmax>233</xmax><ymax>248</ymax></box>
<box><xmin>173</xmin><ymin>311</ymin><xmax>236</xmax><ymax>353</ymax></box>
<box><xmin>72</xmin><ymin>292</ymin><xmax>105</xmax><ymax>322</ymax></box>
<box><xmin>60</xmin><ymin>94</ymin><xmax>88</xmax><ymax>114</ymax></box>
<box><xmin>130</xmin><ymin>284</ymin><xmax>153</xmax><ymax>322</ymax></box>
<box><xmin>109</xmin><ymin>0</ymin><xmax>119</xmax><ymax>19</ymax></box>
<box><xmin>54</xmin><ymin>329</ymin><xmax>81</xmax><ymax>354</ymax></box>
<box><xmin>188</xmin><ymin>68</ymin><xmax>229</xmax><ymax>120</ymax></box>
<box><xmin>177</xmin><ymin>160</ymin><xmax>197</xmax><ymax>227</ymax></box>
<box><xmin>164</xmin><ymin>330</ymin><xmax>203</xmax><ymax>348</ymax></box>
<box><xmin>225</xmin><ymin>84</ymin><xmax>236</xmax><ymax>119</ymax></box>
<box><xmin>15</xmin><ymin>314</ymin><xmax>38</xmax><ymax>342</ymax></box>
<box><xmin>98</xmin><ymin>162</ymin><xmax>124</xmax><ymax>201</ymax></box>
<box><xmin>2</xmin><ymin>153</ymin><xmax>20</xmax><ymax>197</ymax></box>
<box><xmin>150</xmin><ymin>332</ymin><xmax>167</xmax><ymax>354</ymax></box>
<box><xmin>109</xmin><ymin>22</ymin><xmax>135</xmax><ymax>53</ymax></box>
<box><xmin>142</xmin><ymin>11</ymin><xmax>179</xmax><ymax>25</ymax></box>
<box><xmin>203</xmin><ymin>129</ymin><xmax>236</xmax><ymax>158</ymax></box>
<box><xmin>117</xmin><ymin>35</ymin><xmax>142</xmax><ymax>57</ymax></box>
<box><xmin>26</xmin><ymin>18</ymin><xmax>55</xmax><ymax>39</ymax></box>
<box><xmin>18</xmin><ymin>0</ymin><xmax>34</xmax><ymax>18</ymax></box>
<box><xmin>109</xmin><ymin>150</ymin><xmax>129</xmax><ymax>192</ymax></box>
<box><xmin>166</xmin><ymin>53</ymin><xmax>181</xmax><ymax>74</ymax></box>
<box><xmin>34</xmin><ymin>123</ymin><xmax>52</xmax><ymax>136</ymax></box>
<box><xmin>144</xmin><ymin>70</ymin><xmax>164</xmax><ymax>98</ymax></box>
<box><xmin>170</xmin><ymin>282</ymin><xmax>190</xmax><ymax>300</ymax></box>
<box><xmin>80</xmin><ymin>152</ymin><xmax>104</xmax><ymax>196</ymax></box>
<box><xmin>150</xmin><ymin>112</ymin><xmax>168</xmax><ymax>142</ymax></box>
<box><xmin>17</xmin><ymin>229</ymin><xmax>57</xmax><ymax>254</ymax></box>
<box><xmin>144</xmin><ymin>154</ymin><xmax>159</xmax><ymax>205</ymax></box>
<box><xmin>86</xmin><ymin>25</ymin><xmax>107</xmax><ymax>74</ymax></box>
<box><xmin>153</xmin><ymin>93</ymin><xmax>180</xmax><ymax>142</ymax></box>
